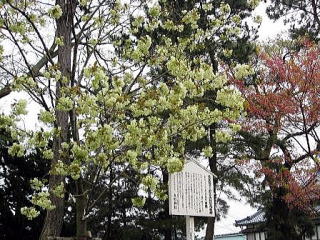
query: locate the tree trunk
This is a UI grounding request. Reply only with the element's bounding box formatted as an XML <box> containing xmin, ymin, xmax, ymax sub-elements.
<box><xmin>76</xmin><ymin>179</ymin><xmax>88</xmax><ymax>240</ymax></box>
<box><xmin>205</xmin><ymin>124</ymin><xmax>218</xmax><ymax>240</ymax></box>
<box><xmin>105</xmin><ymin>166</ymin><xmax>114</xmax><ymax>240</ymax></box>
<box><xmin>205</xmin><ymin>217</ymin><xmax>215</xmax><ymax>240</ymax></box>
<box><xmin>162</xmin><ymin>169</ymin><xmax>172</xmax><ymax>240</ymax></box>
<box><xmin>39</xmin><ymin>1</ymin><xmax>75</xmax><ymax>239</ymax></box>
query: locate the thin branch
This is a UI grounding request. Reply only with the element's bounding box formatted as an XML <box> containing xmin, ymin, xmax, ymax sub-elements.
<box><xmin>7</xmin><ymin>2</ymin><xmax>55</xmax><ymax>65</ymax></box>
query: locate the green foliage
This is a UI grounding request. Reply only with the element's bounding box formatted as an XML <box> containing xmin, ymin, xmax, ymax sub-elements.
<box><xmin>0</xmin><ymin>127</ymin><xmax>49</xmax><ymax>240</ymax></box>
<box><xmin>0</xmin><ymin>0</ymin><xmax>260</xmax><ymax>238</ymax></box>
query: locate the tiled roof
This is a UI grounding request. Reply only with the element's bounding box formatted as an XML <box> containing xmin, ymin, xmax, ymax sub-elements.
<box><xmin>235</xmin><ymin>209</ymin><xmax>265</xmax><ymax>226</ymax></box>
<box><xmin>235</xmin><ymin>204</ymin><xmax>320</xmax><ymax>227</ymax></box>
<box><xmin>215</xmin><ymin>232</ymin><xmax>245</xmax><ymax>240</ymax></box>
<box><xmin>235</xmin><ymin>171</ymin><xmax>320</xmax><ymax>227</ymax></box>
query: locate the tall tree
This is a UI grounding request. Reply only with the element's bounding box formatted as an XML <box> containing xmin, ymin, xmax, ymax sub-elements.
<box><xmin>128</xmin><ymin>1</ymin><xmax>261</xmax><ymax>239</ymax></box>
<box><xmin>40</xmin><ymin>1</ymin><xmax>76</xmax><ymax>239</ymax></box>
<box><xmin>0</xmin><ymin>1</ymin><xmax>251</xmax><ymax>239</ymax></box>
<box><xmin>231</xmin><ymin>40</ymin><xmax>320</xmax><ymax>240</ymax></box>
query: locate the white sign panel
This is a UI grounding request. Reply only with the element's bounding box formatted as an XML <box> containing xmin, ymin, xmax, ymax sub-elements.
<box><xmin>169</xmin><ymin>160</ymin><xmax>215</xmax><ymax>217</ymax></box>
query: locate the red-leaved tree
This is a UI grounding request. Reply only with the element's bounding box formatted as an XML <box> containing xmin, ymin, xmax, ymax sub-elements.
<box><xmin>231</xmin><ymin>40</ymin><xmax>320</xmax><ymax>240</ymax></box>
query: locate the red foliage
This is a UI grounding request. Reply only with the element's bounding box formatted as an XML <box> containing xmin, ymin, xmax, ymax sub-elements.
<box><xmin>231</xmin><ymin>41</ymin><xmax>320</xmax><ymax>214</ymax></box>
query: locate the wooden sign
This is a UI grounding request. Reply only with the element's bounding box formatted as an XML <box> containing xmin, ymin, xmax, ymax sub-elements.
<box><xmin>168</xmin><ymin>160</ymin><xmax>215</xmax><ymax>217</ymax></box>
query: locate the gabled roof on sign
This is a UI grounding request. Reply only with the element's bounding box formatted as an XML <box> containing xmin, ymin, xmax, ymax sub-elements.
<box><xmin>185</xmin><ymin>158</ymin><xmax>217</xmax><ymax>177</ymax></box>
<box><xmin>235</xmin><ymin>209</ymin><xmax>265</xmax><ymax>226</ymax></box>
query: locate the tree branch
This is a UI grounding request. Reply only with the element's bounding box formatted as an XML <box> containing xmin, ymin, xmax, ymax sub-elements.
<box><xmin>0</xmin><ymin>85</ymin><xmax>11</xmax><ymax>99</ymax></box>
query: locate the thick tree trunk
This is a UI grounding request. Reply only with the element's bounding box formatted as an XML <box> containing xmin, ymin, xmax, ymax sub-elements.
<box><xmin>39</xmin><ymin>1</ymin><xmax>75</xmax><ymax>239</ymax></box>
<box><xmin>76</xmin><ymin>179</ymin><xmax>88</xmax><ymax>240</ymax></box>
<box><xmin>205</xmin><ymin>217</ymin><xmax>215</xmax><ymax>240</ymax></box>
<box><xmin>39</xmin><ymin>173</ymin><xmax>66</xmax><ymax>240</ymax></box>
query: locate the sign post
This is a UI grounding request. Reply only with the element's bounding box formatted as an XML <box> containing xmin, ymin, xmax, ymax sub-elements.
<box><xmin>186</xmin><ymin>216</ymin><xmax>195</xmax><ymax>240</ymax></box>
<box><xmin>168</xmin><ymin>160</ymin><xmax>215</xmax><ymax>240</ymax></box>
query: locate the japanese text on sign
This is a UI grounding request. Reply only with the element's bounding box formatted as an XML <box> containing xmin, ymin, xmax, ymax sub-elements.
<box><xmin>169</xmin><ymin>161</ymin><xmax>215</xmax><ymax>217</ymax></box>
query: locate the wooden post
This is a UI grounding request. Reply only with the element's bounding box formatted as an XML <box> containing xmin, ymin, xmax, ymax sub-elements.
<box><xmin>186</xmin><ymin>216</ymin><xmax>195</xmax><ymax>240</ymax></box>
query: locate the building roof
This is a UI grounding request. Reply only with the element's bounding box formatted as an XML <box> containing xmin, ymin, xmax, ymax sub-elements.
<box><xmin>235</xmin><ymin>209</ymin><xmax>265</xmax><ymax>226</ymax></box>
<box><xmin>235</xmin><ymin>205</ymin><xmax>320</xmax><ymax>227</ymax></box>
<box><xmin>235</xmin><ymin>171</ymin><xmax>320</xmax><ymax>227</ymax></box>
<box><xmin>214</xmin><ymin>232</ymin><xmax>246</xmax><ymax>240</ymax></box>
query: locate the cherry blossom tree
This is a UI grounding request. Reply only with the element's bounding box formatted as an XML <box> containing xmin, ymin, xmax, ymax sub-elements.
<box><xmin>0</xmin><ymin>0</ymin><xmax>250</xmax><ymax>239</ymax></box>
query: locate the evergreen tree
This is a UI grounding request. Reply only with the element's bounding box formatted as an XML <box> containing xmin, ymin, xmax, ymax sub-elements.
<box><xmin>0</xmin><ymin>125</ymin><xmax>49</xmax><ymax>240</ymax></box>
<box><xmin>0</xmin><ymin>1</ymin><xmax>251</xmax><ymax>239</ymax></box>
<box><xmin>126</xmin><ymin>0</ymin><xmax>260</xmax><ymax>239</ymax></box>
<box><xmin>266</xmin><ymin>0</ymin><xmax>320</xmax><ymax>40</ymax></box>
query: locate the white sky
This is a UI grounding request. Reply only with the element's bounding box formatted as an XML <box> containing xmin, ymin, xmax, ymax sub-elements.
<box><xmin>255</xmin><ymin>2</ymin><xmax>289</xmax><ymax>41</ymax></box>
